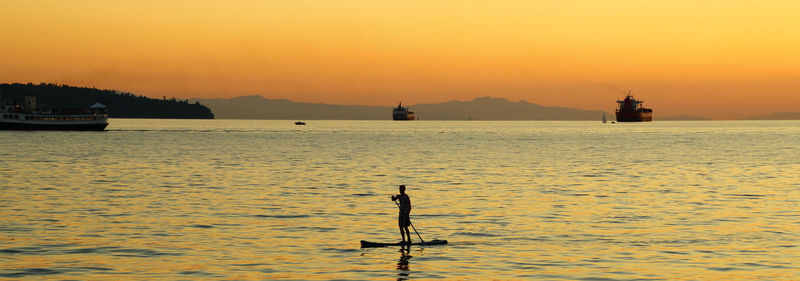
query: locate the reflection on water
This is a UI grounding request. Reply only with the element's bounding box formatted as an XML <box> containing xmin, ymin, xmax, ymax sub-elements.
<box><xmin>396</xmin><ymin>245</ymin><xmax>411</xmax><ymax>280</ymax></box>
<box><xmin>0</xmin><ymin>120</ymin><xmax>799</xmax><ymax>279</ymax></box>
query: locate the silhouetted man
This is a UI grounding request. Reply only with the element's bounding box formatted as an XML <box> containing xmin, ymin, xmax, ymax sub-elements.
<box><xmin>391</xmin><ymin>185</ymin><xmax>412</xmax><ymax>244</ymax></box>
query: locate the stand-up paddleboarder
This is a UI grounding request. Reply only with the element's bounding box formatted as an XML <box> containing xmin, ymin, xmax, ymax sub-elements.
<box><xmin>360</xmin><ymin>186</ymin><xmax>446</xmax><ymax>248</ymax></box>
<box><xmin>391</xmin><ymin>185</ymin><xmax>412</xmax><ymax>244</ymax></box>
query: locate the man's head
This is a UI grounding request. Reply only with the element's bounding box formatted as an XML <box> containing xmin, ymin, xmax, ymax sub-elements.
<box><xmin>399</xmin><ymin>185</ymin><xmax>406</xmax><ymax>193</ymax></box>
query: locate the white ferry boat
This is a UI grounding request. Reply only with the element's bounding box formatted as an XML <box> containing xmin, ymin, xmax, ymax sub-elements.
<box><xmin>0</xmin><ymin>96</ymin><xmax>108</xmax><ymax>131</ymax></box>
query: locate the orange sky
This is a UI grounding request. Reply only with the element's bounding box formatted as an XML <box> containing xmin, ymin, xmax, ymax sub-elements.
<box><xmin>1</xmin><ymin>0</ymin><xmax>799</xmax><ymax>119</ymax></box>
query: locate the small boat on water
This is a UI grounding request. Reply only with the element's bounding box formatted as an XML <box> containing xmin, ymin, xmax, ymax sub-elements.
<box><xmin>360</xmin><ymin>239</ymin><xmax>448</xmax><ymax>248</ymax></box>
<box><xmin>294</xmin><ymin>121</ymin><xmax>306</xmax><ymax>125</ymax></box>
<box><xmin>0</xmin><ymin>96</ymin><xmax>108</xmax><ymax>131</ymax></box>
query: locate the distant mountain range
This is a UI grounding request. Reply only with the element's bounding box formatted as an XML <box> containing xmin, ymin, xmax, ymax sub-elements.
<box><xmin>195</xmin><ymin>95</ymin><xmax>800</xmax><ymax>120</ymax></box>
<box><xmin>412</xmin><ymin>97</ymin><xmax>607</xmax><ymax>120</ymax></box>
<box><xmin>194</xmin><ymin>96</ymin><xmax>611</xmax><ymax>120</ymax></box>
<box><xmin>658</xmin><ymin>115</ymin><xmax>713</xmax><ymax>121</ymax></box>
<box><xmin>740</xmin><ymin>112</ymin><xmax>800</xmax><ymax>120</ymax></box>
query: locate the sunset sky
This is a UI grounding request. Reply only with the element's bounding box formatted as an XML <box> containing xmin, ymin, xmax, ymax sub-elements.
<box><xmin>1</xmin><ymin>0</ymin><xmax>798</xmax><ymax>119</ymax></box>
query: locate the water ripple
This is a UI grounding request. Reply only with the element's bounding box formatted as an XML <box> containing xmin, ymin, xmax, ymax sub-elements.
<box><xmin>2</xmin><ymin>120</ymin><xmax>798</xmax><ymax>280</ymax></box>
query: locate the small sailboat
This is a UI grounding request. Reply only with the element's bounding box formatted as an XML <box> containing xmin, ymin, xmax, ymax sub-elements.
<box><xmin>602</xmin><ymin>113</ymin><xmax>607</xmax><ymax>123</ymax></box>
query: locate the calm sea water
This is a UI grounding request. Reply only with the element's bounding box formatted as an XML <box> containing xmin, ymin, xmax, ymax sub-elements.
<box><xmin>1</xmin><ymin>119</ymin><xmax>798</xmax><ymax>280</ymax></box>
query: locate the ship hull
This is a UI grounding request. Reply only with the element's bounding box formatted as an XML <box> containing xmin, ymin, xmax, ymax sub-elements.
<box><xmin>392</xmin><ymin>114</ymin><xmax>415</xmax><ymax>121</ymax></box>
<box><xmin>0</xmin><ymin>121</ymin><xmax>108</xmax><ymax>131</ymax></box>
<box><xmin>392</xmin><ymin>113</ymin><xmax>414</xmax><ymax>121</ymax></box>
<box><xmin>615</xmin><ymin>111</ymin><xmax>652</xmax><ymax>122</ymax></box>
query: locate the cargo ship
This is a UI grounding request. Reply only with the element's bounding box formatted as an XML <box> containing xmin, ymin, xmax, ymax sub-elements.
<box><xmin>0</xmin><ymin>96</ymin><xmax>109</xmax><ymax>131</ymax></box>
<box><xmin>615</xmin><ymin>93</ymin><xmax>652</xmax><ymax>122</ymax></box>
<box><xmin>392</xmin><ymin>102</ymin><xmax>415</xmax><ymax>120</ymax></box>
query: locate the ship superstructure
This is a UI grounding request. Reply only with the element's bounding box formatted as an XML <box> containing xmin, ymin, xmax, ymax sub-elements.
<box><xmin>392</xmin><ymin>102</ymin><xmax>415</xmax><ymax>120</ymax></box>
<box><xmin>615</xmin><ymin>92</ymin><xmax>652</xmax><ymax>122</ymax></box>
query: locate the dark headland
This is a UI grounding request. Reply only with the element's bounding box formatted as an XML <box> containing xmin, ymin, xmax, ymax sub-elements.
<box><xmin>1</xmin><ymin>83</ymin><xmax>214</xmax><ymax>119</ymax></box>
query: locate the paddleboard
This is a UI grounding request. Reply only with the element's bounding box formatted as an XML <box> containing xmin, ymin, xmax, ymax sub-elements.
<box><xmin>360</xmin><ymin>239</ymin><xmax>448</xmax><ymax>248</ymax></box>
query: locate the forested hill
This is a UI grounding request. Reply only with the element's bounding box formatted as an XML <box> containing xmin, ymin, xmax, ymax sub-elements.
<box><xmin>0</xmin><ymin>83</ymin><xmax>213</xmax><ymax>119</ymax></box>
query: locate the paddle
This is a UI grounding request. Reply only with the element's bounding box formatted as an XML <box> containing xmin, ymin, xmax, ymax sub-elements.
<box><xmin>394</xmin><ymin>200</ymin><xmax>425</xmax><ymax>244</ymax></box>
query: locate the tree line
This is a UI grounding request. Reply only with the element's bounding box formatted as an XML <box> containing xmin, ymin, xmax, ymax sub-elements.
<box><xmin>0</xmin><ymin>83</ymin><xmax>214</xmax><ymax>119</ymax></box>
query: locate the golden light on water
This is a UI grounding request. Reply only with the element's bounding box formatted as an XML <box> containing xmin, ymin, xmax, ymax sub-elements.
<box><xmin>1</xmin><ymin>120</ymin><xmax>799</xmax><ymax>279</ymax></box>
